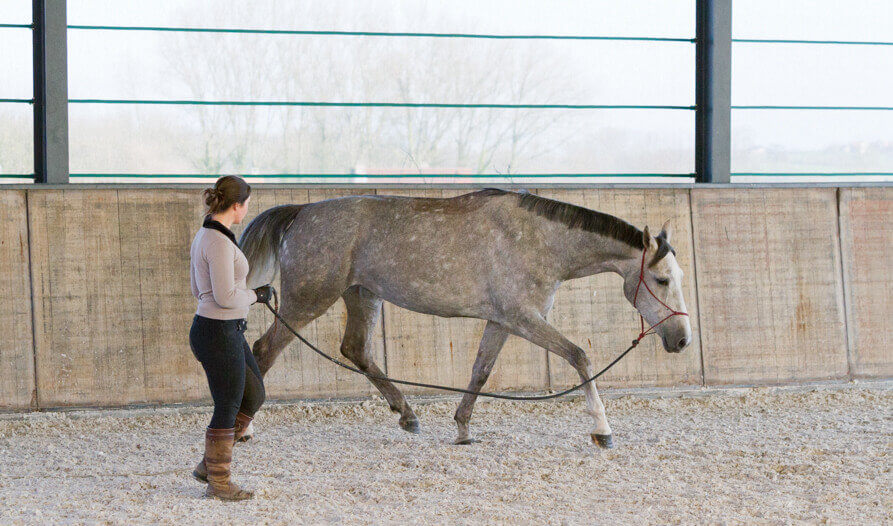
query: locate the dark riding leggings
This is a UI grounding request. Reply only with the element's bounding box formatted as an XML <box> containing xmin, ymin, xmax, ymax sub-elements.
<box><xmin>189</xmin><ymin>315</ymin><xmax>266</xmax><ymax>429</ymax></box>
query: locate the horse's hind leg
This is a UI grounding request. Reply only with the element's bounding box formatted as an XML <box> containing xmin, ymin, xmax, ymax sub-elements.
<box><xmin>453</xmin><ymin>321</ymin><xmax>509</xmax><ymax>444</ymax></box>
<box><xmin>252</xmin><ymin>307</ymin><xmax>311</xmax><ymax>376</ymax></box>
<box><xmin>252</xmin><ymin>289</ymin><xmax>340</xmax><ymax>376</ymax></box>
<box><xmin>248</xmin><ymin>290</ymin><xmax>341</xmax><ymax>441</ymax></box>
<box><xmin>341</xmin><ymin>285</ymin><xmax>420</xmax><ymax>433</ymax></box>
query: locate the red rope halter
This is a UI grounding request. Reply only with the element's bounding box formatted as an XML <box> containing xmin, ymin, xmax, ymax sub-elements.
<box><xmin>631</xmin><ymin>248</ymin><xmax>689</xmax><ymax>343</ymax></box>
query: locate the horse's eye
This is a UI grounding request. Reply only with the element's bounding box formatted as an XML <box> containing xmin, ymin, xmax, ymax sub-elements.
<box><xmin>656</xmin><ymin>278</ymin><xmax>670</xmax><ymax>287</ymax></box>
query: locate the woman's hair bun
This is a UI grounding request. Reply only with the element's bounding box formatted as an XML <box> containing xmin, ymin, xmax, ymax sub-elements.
<box><xmin>202</xmin><ymin>186</ymin><xmax>221</xmax><ymax>208</ymax></box>
<box><xmin>202</xmin><ymin>176</ymin><xmax>252</xmax><ymax>215</ymax></box>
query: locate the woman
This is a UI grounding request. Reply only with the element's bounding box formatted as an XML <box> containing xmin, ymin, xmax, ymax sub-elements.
<box><xmin>188</xmin><ymin>175</ymin><xmax>273</xmax><ymax>501</ymax></box>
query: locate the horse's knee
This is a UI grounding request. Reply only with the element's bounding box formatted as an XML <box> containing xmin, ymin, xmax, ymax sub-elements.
<box><xmin>567</xmin><ymin>349</ymin><xmax>591</xmax><ymax>371</ymax></box>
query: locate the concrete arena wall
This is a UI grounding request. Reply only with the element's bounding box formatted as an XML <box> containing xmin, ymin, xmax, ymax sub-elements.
<box><xmin>0</xmin><ymin>186</ymin><xmax>889</xmax><ymax>410</ymax></box>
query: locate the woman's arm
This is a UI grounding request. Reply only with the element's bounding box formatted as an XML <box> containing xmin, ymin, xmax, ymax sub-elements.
<box><xmin>205</xmin><ymin>237</ymin><xmax>258</xmax><ymax>309</ymax></box>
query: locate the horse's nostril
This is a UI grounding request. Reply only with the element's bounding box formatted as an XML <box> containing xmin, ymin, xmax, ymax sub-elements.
<box><xmin>678</xmin><ymin>337</ymin><xmax>689</xmax><ymax>349</ymax></box>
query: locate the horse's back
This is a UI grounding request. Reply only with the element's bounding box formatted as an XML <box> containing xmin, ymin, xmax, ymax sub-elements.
<box><xmin>282</xmin><ymin>189</ymin><xmax>521</xmax><ymax>317</ymax></box>
<box><xmin>351</xmin><ymin>188</ymin><xmax>512</xmax><ymax>215</ymax></box>
<box><xmin>295</xmin><ymin>189</ymin><xmax>515</xmax><ymax>235</ymax></box>
<box><xmin>356</xmin><ymin>189</ymin><xmax>518</xmax><ymax>240</ymax></box>
<box><xmin>279</xmin><ymin>188</ymin><xmax>518</xmax><ymax>270</ymax></box>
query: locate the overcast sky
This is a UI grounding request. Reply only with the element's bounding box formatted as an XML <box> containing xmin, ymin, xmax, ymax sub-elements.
<box><xmin>0</xmin><ymin>0</ymin><xmax>890</xmax><ymax>178</ymax></box>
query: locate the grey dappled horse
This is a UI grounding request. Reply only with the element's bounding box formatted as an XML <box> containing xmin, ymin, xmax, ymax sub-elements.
<box><xmin>240</xmin><ymin>189</ymin><xmax>691</xmax><ymax>447</ymax></box>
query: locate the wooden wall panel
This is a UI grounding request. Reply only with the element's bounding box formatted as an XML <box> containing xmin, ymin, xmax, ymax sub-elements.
<box><xmin>30</xmin><ymin>190</ymin><xmax>144</xmax><ymax>406</ymax></box>
<box><xmin>375</xmin><ymin>189</ymin><xmax>550</xmax><ymax>394</ymax></box>
<box><xmin>839</xmin><ymin>187</ymin><xmax>892</xmax><ymax>377</ymax></box>
<box><xmin>116</xmin><ymin>189</ymin><xmax>209</xmax><ymax>403</ymax></box>
<box><xmin>0</xmin><ymin>191</ymin><xmax>35</xmax><ymax>409</ymax></box>
<box><xmin>29</xmin><ymin>188</ymin><xmax>384</xmax><ymax>406</ymax></box>
<box><xmin>14</xmin><ymin>185</ymin><xmax>889</xmax><ymax>410</ymax></box>
<box><xmin>692</xmin><ymin>188</ymin><xmax>848</xmax><ymax>384</ymax></box>
<box><xmin>537</xmin><ymin>189</ymin><xmax>703</xmax><ymax>389</ymax></box>
<box><xmin>235</xmin><ymin>188</ymin><xmax>385</xmax><ymax>399</ymax></box>
<box><xmin>29</xmin><ymin>189</ymin><xmax>207</xmax><ymax>407</ymax></box>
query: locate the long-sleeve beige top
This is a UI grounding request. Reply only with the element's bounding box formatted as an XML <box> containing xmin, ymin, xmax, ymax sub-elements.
<box><xmin>190</xmin><ymin>226</ymin><xmax>257</xmax><ymax>320</ymax></box>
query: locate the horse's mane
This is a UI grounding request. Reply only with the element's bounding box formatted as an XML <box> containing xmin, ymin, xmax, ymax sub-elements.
<box><xmin>511</xmin><ymin>191</ymin><xmax>643</xmax><ymax>248</ymax></box>
<box><xmin>471</xmin><ymin>189</ymin><xmax>675</xmax><ymax>263</ymax></box>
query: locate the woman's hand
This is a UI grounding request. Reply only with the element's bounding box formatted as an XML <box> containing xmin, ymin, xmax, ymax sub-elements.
<box><xmin>254</xmin><ymin>285</ymin><xmax>275</xmax><ymax>305</ymax></box>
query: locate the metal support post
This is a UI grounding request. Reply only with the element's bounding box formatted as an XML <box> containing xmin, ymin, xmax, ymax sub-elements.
<box><xmin>33</xmin><ymin>0</ymin><xmax>69</xmax><ymax>184</ymax></box>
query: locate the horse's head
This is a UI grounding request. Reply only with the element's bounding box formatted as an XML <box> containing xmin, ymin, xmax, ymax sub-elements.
<box><xmin>622</xmin><ymin>220</ymin><xmax>691</xmax><ymax>353</ymax></box>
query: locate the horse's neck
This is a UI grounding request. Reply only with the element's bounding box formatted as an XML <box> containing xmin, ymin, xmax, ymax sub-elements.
<box><xmin>548</xmin><ymin>226</ymin><xmax>640</xmax><ymax>280</ymax></box>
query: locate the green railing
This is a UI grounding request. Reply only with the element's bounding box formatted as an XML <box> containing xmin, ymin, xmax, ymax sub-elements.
<box><xmin>1</xmin><ymin>15</ymin><xmax>891</xmax><ymax>183</ymax></box>
<box><xmin>67</xmin><ymin>25</ymin><xmax>696</xmax><ymax>42</ymax></box>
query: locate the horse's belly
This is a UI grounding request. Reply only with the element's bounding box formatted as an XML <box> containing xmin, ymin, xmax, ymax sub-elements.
<box><xmin>359</xmin><ymin>275</ymin><xmax>493</xmax><ymax>319</ymax></box>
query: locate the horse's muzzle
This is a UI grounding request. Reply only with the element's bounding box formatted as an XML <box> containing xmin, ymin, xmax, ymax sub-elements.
<box><xmin>662</xmin><ymin>334</ymin><xmax>690</xmax><ymax>353</ymax></box>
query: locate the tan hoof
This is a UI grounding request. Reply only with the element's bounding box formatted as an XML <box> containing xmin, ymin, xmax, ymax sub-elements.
<box><xmin>399</xmin><ymin>416</ymin><xmax>421</xmax><ymax>434</ymax></box>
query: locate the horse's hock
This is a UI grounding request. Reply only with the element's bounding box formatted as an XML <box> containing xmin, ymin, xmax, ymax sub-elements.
<box><xmin>0</xmin><ymin>186</ymin><xmax>890</xmax><ymax>410</ymax></box>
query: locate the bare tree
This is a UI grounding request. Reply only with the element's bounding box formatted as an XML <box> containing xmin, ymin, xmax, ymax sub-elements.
<box><xmin>159</xmin><ymin>2</ymin><xmax>583</xmax><ymax>177</ymax></box>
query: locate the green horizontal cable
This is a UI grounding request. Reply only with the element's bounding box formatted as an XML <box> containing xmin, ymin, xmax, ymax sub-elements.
<box><xmin>0</xmin><ymin>174</ymin><xmax>33</xmax><ymax>179</ymax></box>
<box><xmin>70</xmin><ymin>173</ymin><xmax>693</xmax><ymax>179</ymax></box>
<box><xmin>732</xmin><ymin>172</ymin><xmax>893</xmax><ymax>176</ymax></box>
<box><xmin>732</xmin><ymin>105</ymin><xmax>893</xmax><ymax>111</ymax></box>
<box><xmin>68</xmin><ymin>99</ymin><xmax>695</xmax><ymax>110</ymax></box>
<box><xmin>734</xmin><ymin>38</ymin><xmax>892</xmax><ymax>46</ymax></box>
<box><xmin>67</xmin><ymin>25</ymin><xmax>694</xmax><ymax>42</ymax></box>
<box><xmin>0</xmin><ymin>98</ymin><xmax>33</xmax><ymax>104</ymax></box>
<box><xmin>0</xmin><ymin>23</ymin><xmax>31</xmax><ymax>29</ymax></box>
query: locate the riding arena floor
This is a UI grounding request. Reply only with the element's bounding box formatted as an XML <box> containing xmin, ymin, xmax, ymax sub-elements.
<box><xmin>0</xmin><ymin>382</ymin><xmax>889</xmax><ymax>525</ymax></box>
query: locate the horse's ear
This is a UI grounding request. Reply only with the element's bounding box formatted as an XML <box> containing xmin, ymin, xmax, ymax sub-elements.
<box><xmin>658</xmin><ymin>219</ymin><xmax>672</xmax><ymax>243</ymax></box>
<box><xmin>642</xmin><ymin>225</ymin><xmax>653</xmax><ymax>250</ymax></box>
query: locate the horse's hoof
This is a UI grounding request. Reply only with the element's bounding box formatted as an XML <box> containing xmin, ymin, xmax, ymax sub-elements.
<box><xmin>400</xmin><ymin>418</ymin><xmax>421</xmax><ymax>434</ymax></box>
<box><xmin>453</xmin><ymin>437</ymin><xmax>479</xmax><ymax>445</ymax></box>
<box><xmin>591</xmin><ymin>433</ymin><xmax>614</xmax><ymax>449</ymax></box>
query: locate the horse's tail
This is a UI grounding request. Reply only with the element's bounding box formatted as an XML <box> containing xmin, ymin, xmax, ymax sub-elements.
<box><xmin>239</xmin><ymin>204</ymin><xmax>304</xmax><ymax>288</ymax></box>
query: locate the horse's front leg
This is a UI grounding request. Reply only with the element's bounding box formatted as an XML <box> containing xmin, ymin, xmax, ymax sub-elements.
<box><xmin>504</xmin><ymin>312</ymin><xmax>614</xmax><ymax>448</ymax></box>
<box><xmin>453</xmin><ymin>321</ymin><xmax>509</xmax><ymax>444</ymax></box>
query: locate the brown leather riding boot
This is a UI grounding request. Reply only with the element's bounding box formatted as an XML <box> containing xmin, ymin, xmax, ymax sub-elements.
<box><xmin>234</xmin><ymin>412</ymin><xmax>254</xmax><ymax>442</ymax></box>
<box><xmin>201</xmin><ymin>428</ymin><xmax>253</xmax><ymax>501</ymax></box>
<box><xmin>193</xmin><ymin>413</ymin><xmax>254</xmax><ymax>483</ymax></box>
<box><xmin>192</xmin><ymin>456</ymin><xmax>209</xmax><ymax>483</ymax></box>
